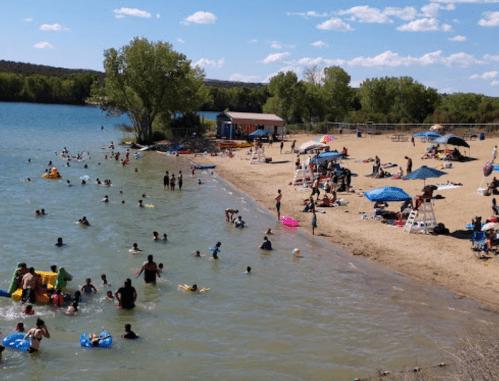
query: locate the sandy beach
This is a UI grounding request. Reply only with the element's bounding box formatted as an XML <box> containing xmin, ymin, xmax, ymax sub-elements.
<box><xmin>187</xmin><ymin>132</ymin><xmax>499</xmax><ymax>308</ymax></box>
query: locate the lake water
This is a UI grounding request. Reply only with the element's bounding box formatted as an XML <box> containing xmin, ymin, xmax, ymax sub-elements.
<box><xmin>0</xmin><ymin>103</ymin><xmax>497</xmax><ymax>380</ymax></box>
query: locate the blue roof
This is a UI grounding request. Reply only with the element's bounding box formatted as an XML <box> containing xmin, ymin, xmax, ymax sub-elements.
<box><xmin>364</xmin><ymin>187</ymin><xmax>412</xmax><ymax>202</ymax></box>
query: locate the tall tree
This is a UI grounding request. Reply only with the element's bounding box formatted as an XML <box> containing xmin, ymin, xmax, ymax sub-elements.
<box><xmin>322</xmin><ymin>66</ymin><xmax>352</xmax><ymax>121</ymax></box>
<box><xmin>90</xmin><ymin>37</ymin><xmax>208</xmax><ymax>143</ymax></box>
<box><xmin>263</xmin><ymin>71</ymin><xmax>302</xmax><ymax>123</ymax></box>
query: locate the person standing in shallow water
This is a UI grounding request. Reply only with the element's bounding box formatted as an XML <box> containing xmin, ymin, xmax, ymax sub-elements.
<box><xmin>275</xmin><ymin>189</ymin><xmax>282</xmax><ymax>220</ymax></box>
<box><xmin>136</xmin><ymin>255</ymin><xmax>161</xmax><ymax>284</ymax></box>
<box><xmin>178</xmin><ymin>171</ymin><xmax>183</xmax><ymax>190</ymax></box>
<box><xmin>115</xmin><ymin>279</ymin><xmax>137</xmax><ymax>309</ymax></box>
<box><xmin>163</xmin><ymin>171</ymin><xmax>169</xmax><ymax>190</ymax></box>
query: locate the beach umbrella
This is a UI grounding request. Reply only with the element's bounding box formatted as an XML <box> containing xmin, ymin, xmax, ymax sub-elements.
<box><xmin>315</xmin><ymin>135</ymin><xmax>337</xmax><ymax>144</ymax></box>
<box><xmin>482</xmin><ymin>222</ymin><xmax>499</xmax><ymax>231</ymax></box>
<box><xmin>432</xmin><ymin>134</ymin><xmax>470</xmax><ymax>148</ymax></box>
<box><xmin>401</xmin><ymin>165</ymin><xmax>447</xmax><ymax>186</ymax></box>
<box><xmin>484</xmin><ymin>161</ymin><xmax>494</xmax><ymax>177</ymax></box>
<box><xmin>310</xmin><ymin>151</ymin><xmax>343</xmax><ymax>164</ymax></box>
<box><xmin>364</xmin><ymin>187</ymin><xmax>412</xmax><ymax>202</ymax></box>
<box><xmin>296</xmin><ymin>141</ymin><xmax>329</xmax><ymax>153</ymax></box>
<box><xmin>412</xmin><ymin>131</ymin><xmax>441</xmax><ymax>139</ymax></box>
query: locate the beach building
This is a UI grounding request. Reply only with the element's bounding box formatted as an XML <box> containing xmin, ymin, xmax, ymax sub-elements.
<box><xmin>216</xmin><ymin>111</ymin><xmax>285</xmax><ymax>139</ymax></box>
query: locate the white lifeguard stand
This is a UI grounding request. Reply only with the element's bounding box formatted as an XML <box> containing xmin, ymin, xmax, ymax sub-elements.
<box><xmin>249</xmin><ymin>147</ymin><xmax>266</xmax><ymax>164</ymax></box>
<box><xmin>292</xmin><ymin>157</ymin><xmax>314</xmax><ymax>186</ymax></box>
<box><xmin>404</xmin><ymin>199</ymin><xmax>436</xmax><ymax>234</ymax></box>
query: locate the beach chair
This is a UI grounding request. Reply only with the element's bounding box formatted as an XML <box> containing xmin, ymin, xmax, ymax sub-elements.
<box><xmin>470</xmin><ymin>231</ymin><xmax>489</xmax><ymax>258</ymax></box>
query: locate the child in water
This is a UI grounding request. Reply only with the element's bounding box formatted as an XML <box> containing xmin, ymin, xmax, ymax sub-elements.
<box><xmin>81</xmin><ymin>278</ymin><xmax>97</xmax><ymax>294</ymax></box>
<box><xmin>212</xmin><ymin>242</ymin><xmax>221</xmax><ymax>259</ymax></box>
<box><xmin>131</xmin><ymin>243</ymin><xmax>142</xmax><ymax>252</ymax></box>
<box><xmin>24</xmin><ymin>305</ymin><xmax>35</xmax><ymax>315</ymax></box>
<box><xmin>101</xmin><ymin>274</ymin><xmax>108</xmax><ymax>285</ymax></box>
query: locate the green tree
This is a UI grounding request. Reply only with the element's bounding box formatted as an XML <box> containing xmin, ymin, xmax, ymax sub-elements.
<box><xmin>322</xmin><ymin>66</ymin><xmax>353</xmax><ymax>121</ymax></box>
<box><xmin>263</xmin><ymin>71</ymin><xmax>303</xmax><ymax>123</ymax></box>
<box><xmin>90</xmin><ymin>37</ymin><xmax>208</xmax><ymax>143</ymax></box>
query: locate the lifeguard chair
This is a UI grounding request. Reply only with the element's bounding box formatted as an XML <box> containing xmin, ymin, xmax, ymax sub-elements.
<box><xmin>404</xmin><ymin>199</ymin><xmax>436</xmax><ymax>234</ymax></box>
<box><xmin>249</xmin><ymin>146</ymin><xmax>266</xmax><ymax>164</ymax></box>
<box><xmin>292</xmin><ymin>157</ymin><xmax>314</xmax><ymax>186</ymax></box>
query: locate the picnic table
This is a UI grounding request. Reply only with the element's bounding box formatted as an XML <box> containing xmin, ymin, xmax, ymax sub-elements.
<box><xmin>462</xmin><ymin>133</ymin><xmax>478</xmax><ymax>141</ymax></box>
<box><xmin>391</xmin><ymin>134</ymin><xmax>409</xmax><ymax>142</ymax></box>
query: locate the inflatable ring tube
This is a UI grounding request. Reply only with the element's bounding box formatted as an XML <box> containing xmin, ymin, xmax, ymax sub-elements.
<box><xmin>178</xmin><ymin>284</ymin><xmax>209</xmax><ymax>292</ymax></box>
<box><xmin>80</xmin><ymin>331</ymin><xmax>112</xmax><ymax>348</ymax></box>
<box><xmin>0</xmin><ymin>289</ymin><xmax>10</xmax><ymax>298</ymax></box>
<box><xmin>209</xmin><ymin>247</ymin><xmax>220</xmax><ymax>252</ymax></box>
<box><xmin>2</xmin><ymin>332</ymin><xmax>30</xmax><ymax>351</ymax></box>
<box><xmin>43</xmin><ymin>173</ymin><xmax>62</xmax><ymax>179</ymax></box>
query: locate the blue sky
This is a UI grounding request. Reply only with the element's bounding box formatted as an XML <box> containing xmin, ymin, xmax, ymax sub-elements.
<box><xmin>1</xmin><ymin>0</ymin><xmax>499</xmax><ymax>95</ymax></box>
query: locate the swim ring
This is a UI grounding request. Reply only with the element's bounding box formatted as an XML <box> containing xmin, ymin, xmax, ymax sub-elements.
<box><xmin>178</xmin><ymin>284</ymin><xmax>210</xmax><ymax>292</ymax></box>
<box><xmin>281</xmin><ymin>216</ymin><xmax>300</xmax><ymax>227</ymax></box>
<box><xmin>80</xmin><ymin>330</ymin><xmax>112</xmax><ymax>348</ymax></box>
<box><xmin>2</xmin><ymin>332</ymin><xmax>30</xmax><ymax>351</ymax></box>
<box><xmin>43</xmin><ymin>167</ymin><xmax>62</xmax><ymax>179</ymax></box>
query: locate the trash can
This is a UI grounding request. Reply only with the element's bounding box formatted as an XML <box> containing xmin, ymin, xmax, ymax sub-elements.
<box><xmin>356</xmin><ymin>131</ymin><xmax>362</xmax><ymax>138</ymax></box>
<box><xmin>479</xmin><ymin>132</ymin><xmax>485</xmax><ymax>140</ymax></box>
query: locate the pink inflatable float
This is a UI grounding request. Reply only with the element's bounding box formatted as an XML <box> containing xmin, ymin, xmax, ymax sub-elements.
<box><xmin>281</xmin><ymin>216</ymin><xmax>300</xmax><ymax>227</ymax></box>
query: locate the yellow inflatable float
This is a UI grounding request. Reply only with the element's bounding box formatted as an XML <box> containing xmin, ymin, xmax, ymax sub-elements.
<box><xmin>43</xmin><ymin>167</ymin><xmax>62</xmax><ymax>179</ymax></box>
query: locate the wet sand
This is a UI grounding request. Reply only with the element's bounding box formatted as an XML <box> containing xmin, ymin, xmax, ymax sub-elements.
<box><xmin>186</xmin><ymin>132</ymin><xmax>499</xmax><ymax>307</ymax></box>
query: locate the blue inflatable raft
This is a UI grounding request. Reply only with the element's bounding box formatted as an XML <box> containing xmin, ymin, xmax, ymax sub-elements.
<box><xmin>80</xmin><ymin>330</ymin><xmax>112</xmax><ymax>348</ymax></box>
<box><xmin>194</xmin><ymin>165</ymin><xmax>216</xmax><ymax>170</ymax></box>
<box><xmin>2</xmin><ymin>332</ymin><xmax>30</xmax><ymax>351</ymax></box>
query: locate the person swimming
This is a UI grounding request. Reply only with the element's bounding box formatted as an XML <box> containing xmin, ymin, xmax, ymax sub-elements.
<box><xmin>131</xmin><ymin>243</ymin><xmax>142</xmax><ymax>252</ymax></box>
<box><xmin>24</xmin><ymin>304</ymin><xmax>35</xmax><ymax>315</ymax></box>
<box><xmin>122</xmin><ymin>323</ymin><xmax>138</xmax><ymax>339</ymax></box>
<box><xmin>234</xmin><ymin>216</ymin><xmax>246</xmax><ymax>228</ymax></box>
<box><xmin>193</xmin><ymin>250</ymin><xmax>201</xmax><ymax>257</ymax></box>
<box><xmin>65</xmin><ymin>301</ymin><xmax>78</xmax><ymax>315</ymax></box>
<box><xmin>101</xmin><ymin>274</ymin><xmax>108</xmax><ymax>285</ymax></box>
<box><xmin>246</xmin><ymin>266</ymin><xmax>252</xmax><ymax>274</ymax></box>
<box><xmin>153</xmin><ymin>231</ymin><xmax>160</xmax><ymax>241</ymax></box>
<box><xmin>67</xmin><ymin>180</ymin><xmax>73</xmax><ymax>187</ymax></box>
<box><xmin>138</xmin><ymin>200</ymin><xmax>144</xmax><ymax>207</ymax></box>
<box><xmin>162</xmin><ymin>233</ymin><xmax>168</xmax><ymax>242</ymax></box>
<box><xmin>55</xmin><ymin>237</ymin><xmax>66</xmax><ymax>247</ymax></box>
<box><xmin>101</xmin><ymin>195</ymin><xmax>109</xmax><ymax>203</ymax></box>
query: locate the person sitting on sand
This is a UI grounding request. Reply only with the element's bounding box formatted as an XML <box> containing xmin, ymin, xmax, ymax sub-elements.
<box><xmin>260</xmin><ymin>236</ymin><xmax>272</xmax><ymax>251</ymax></box>
<box><xmin>488</xmin><ymin>177</ymin><xmax>499</xmax><ymax>194</ymax></box>
<box><xmin>374</xmin><ymin>167</ymin><xmax>385</xmax><ymax>179</ymax></box>
<box><xmin>398</xmin><ymin>200</ymin><xmax>413</xmax><ymax>220</ymax></box>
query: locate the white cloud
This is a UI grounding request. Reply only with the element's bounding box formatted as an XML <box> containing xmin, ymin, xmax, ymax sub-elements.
<box><xmin>229</xmin><ymin>73</ymin><xmax>261</xmax><ymax>82</ymax></box>
<box><xmin>295</xmin><ymin>57</ymin><xmax>345</xmax><ymax>66</ymax></box>
<box><xmin>337</xmin><ymin>6</ymin><xmax>419</xmax><ymax>23</ymax></box>
<box><xmin>317</xmin><ymin>18</ymin><xmax>354</xmax><ymax>31</ymax></box>
<box><xmin>421</xmin><ymin>3</ymin><xmax>455</xmax><ymax>18</ymax></box>
<box><xmin>270</xmin><ymin>42</ymin><xmax>282</xmax><ymax>49</ymax></box>
<box><xmin>184</xmin><ymin>11</ymin><xmax>216</xmax><ymax>25</ymax></box>
<box><xmin>262</xmin><ymin>52</ymin><xmax>291</xmax><ymax>64</ymax></box>
<box><xmin>449</xmin><ymin>35</ymin><xmax>467</xmax><ymax>41</ymax></box>
<box><xmin>311</xmin><ymin>40</ymin><xmax>326</xmax><ymax>48</ymax></box>
<box><xmin>25</xmin><ymin>18</ymin><xmax>32</xmax><ymax>22</ymax></box>
<box><xmin>287</xmin><ymin>11</ymin><xmax>329</xmax><ymax>18</ymax></box>
<box><xmin>113</xmin><ymin>8</ymin><xmax>151</xmax><ymax>18</ymax></box>
<box><xmin>193</xmin><ymin>58</ymin><xmax>224</xmax><ymax>68</ymax></box>
<box><xmin>33</xmin><ymin>41</ymin><xmax>53</xmax><ymax>49</ymax></box>
<box><xmin>492</xmin><ymin>80</ymin><xmax>499</xmax><ymax>86</ymax></box>
<box><xmin>40</xmin><ymin>23</ymin><xmax>69</xmax><ymax>31</ymax></box>
<box><xmin>177</xmin><ymin>38</ymin><xmax>185</xmax><ymax>43</ymax></box>
<box><xmin>115</xmin><ymin>15</ymin><xmax>125</xmax><ymax>19</ymax></box>
<box><xmin>469</xmin><ymin>71</ymin><xmax>498</xmax><ymax>79</ymax></box>
<box><xmin>479</xmin><ymin>12</ymin><xmax>499</xmax><ymax>27</ymax></box>
<box><xmin>384</xmin><ymin>7</ymin><xmax>419</xmax><ymax>21</ymax></box>
<box><xmin>249</xmin><ymin>39</ymin><xmax>258</xmax><ymax>43</ymax></box>
<box><xmin>484</xmin><ymin>54</ymin><xmax>499</xmax><ymax>61</ymax></box>
<box><xmin>346</xmin><ymin>50</ymin><xmax>484</xmax><ymax>67</ymax></box>
<box><xmin>157</xmin><ymin>14</ymin><xmax>160</xmax><ymax>18</ymax></box>
<box><xmin>350</xmin><ymin>80</ymin><xmax>363</xmax><ymax>88</ymax></box>
<box><xmin>397</xmin><ymin>18</ymin><xmax>452</xmax><ymax>32</ymax></box>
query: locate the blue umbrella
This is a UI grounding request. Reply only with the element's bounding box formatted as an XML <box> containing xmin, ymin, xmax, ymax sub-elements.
<box><xmin>432</xmin><ymin>134</ymin><xmax>469</xmax><ymax>148</ymax></box>
<box><xmin>402</xmin><ymin>165</ymin><xmax>447</xmax><ymax>186</ymax></box>
<box><xmin>364</xmin><ymin>187</ymin><xmax>412</xmax><ymax>202</ymax></box>
<box><xmin>310</xmin><ymin>151</ymin><xmax>343</xmax><ymax>164</ymax></box>
<box><xmin>412</xmin><ymin>131</ymin><xmax>441</xmax><ymax>139</ymax></box>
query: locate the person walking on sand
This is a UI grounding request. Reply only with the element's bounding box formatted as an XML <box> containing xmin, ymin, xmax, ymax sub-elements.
<box><xmin>311</xmin><ymin>210</ymin><xmax>317</xmax><ymax>235</ymax></box>
<box><xmin>280</xmin><ymin>140</ymin><xmax>284</xmax><ymax>154</ymax></box>
<box><xmin>275</xmin><ymin>189</ymin><xmax>282</xmax><ymax>220</ymax></box>
<box><xmin>405</xmin><ymin>156</ymin><xmax>412</xmax><ymax>174</ymax></box>
<box><xmin>493</xmin><ymin>146</ymin><xmax>497</xmax><ymax>162</ymax></box>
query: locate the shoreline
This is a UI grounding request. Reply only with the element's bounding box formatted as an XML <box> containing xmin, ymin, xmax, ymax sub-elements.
<box><xmin>181</xmin><ymin>133</ymin><xmax>499</xmax><ymax>309</ymax></box>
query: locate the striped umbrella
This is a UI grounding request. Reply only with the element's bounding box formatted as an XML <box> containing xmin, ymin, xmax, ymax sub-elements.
<box><xmin>315</xmin><ymin>135</ymin><xmax>337</xmax><ymax>144</ymax></box>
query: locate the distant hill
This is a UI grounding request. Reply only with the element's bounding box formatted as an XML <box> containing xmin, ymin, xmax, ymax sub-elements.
<box><xmin>0</xmin><ymin>60</ymin><xmax>265</xmax><ymax>88</ymax></box>
<box><xmin>0</xmin><ymin>60</ymin><xmax>105</xmax><ymax>79</ymax></box>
